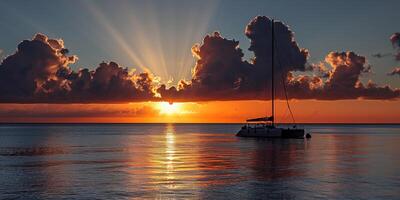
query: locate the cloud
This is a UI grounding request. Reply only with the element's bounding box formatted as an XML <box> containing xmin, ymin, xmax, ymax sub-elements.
<box><xmin>58</xmin><ymin>61</ymin><xmax>158</xmax><ymax>103</ymax></box>
<box><xmin>388</xmin><ymin>67</ymin><xmax>400</xmax><ymax>76</ymax></box>
<box><xmin>372</xmin><ymin>33</ymin><xmax>400</xmax><ymax>60</ymax></box>
<box><xmin>245</xmin><ymin>16</ymin><xmax>309</xmax><ymax>73</ymax></box>
<box><xmin>160</xmin><ymin>16</ymin><xmax>399</xmax><ymax>101</ymax></box>
<box><xmin>390</xmin><ymin>32</ymin><xmax>400</xmax><ymax>61</ymax></box>
<box><xmin>0</xmin><ymin>33</ymin><xmax>77</xmax><ymax>101</ymax></box>
<box><xmin>371</xmin><ymin>53</ymin><xmax>391</xmax><ymax>58</ymax></box>
<box><xmin>158</xmin><ymin>31</ymin><xmax>253</xmax><ymax>101</ymax></box>
<box><xmin>0</xmin><ymin>33</ymin><xmax>159</xmax><ymax>103</ymax></box>
<box><xmin>0</xmin><ymin>18</ymin><xmax>399</xmax><ymax>103</ymax></box>
<box><xmin>287</xmin><ymin>52</ymin><xmax>399</xmax><ymax>100</ymax></box>
<box><xmin>159</xmin><ymin>16</ymin><xmax>310</xmax><ymax>101</ymax></box>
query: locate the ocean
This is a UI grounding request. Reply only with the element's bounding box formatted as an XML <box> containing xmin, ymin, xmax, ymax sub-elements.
<box><xmin>0</xmin><ymin>124</ymin><xmax>399</xmax><ymax>199</ymax></box>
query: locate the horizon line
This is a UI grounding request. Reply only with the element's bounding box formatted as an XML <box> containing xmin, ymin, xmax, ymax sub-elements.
<box><xmin>1</xmin><ymin>122</ymin><xmax>400</xmax><ymax>125</ymax></box>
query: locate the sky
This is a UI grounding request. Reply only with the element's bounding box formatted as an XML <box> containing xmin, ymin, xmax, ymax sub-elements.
<box><xmin>0</xmin><ymin>0</ymin><xmax>400</xmax><ymax>123</ymax></box>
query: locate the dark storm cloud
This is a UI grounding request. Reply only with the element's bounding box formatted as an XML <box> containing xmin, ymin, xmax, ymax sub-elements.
<box><xmin>0</xmin><ymin>34</ymin><xmax>159</xmax><ymax>103</ymax></box>
<box><xmin>160</xmin><ymin>16</ymin><xmax>399</xmax><ymax>101</ymax></box>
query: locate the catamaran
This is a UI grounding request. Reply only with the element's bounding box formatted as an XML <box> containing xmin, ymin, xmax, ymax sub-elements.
<box><xmin>236</xmin><ymin>19</ymin><xmax>309</xmax><ymax>139</ymax></box>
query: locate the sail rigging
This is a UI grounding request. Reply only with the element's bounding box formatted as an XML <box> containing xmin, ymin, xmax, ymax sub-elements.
<box><xmin>248</xmin><ymin>18</ymin><xmax>297</xmax><ymax>126</ymax></box>
<box><xmin>237</xmin><ymin>18</ymin><xmax>306</xmax><ymax>139</ymax></box>
<box><xmin>272</xmin><ymin>19</ymin><xmax>296</xmax><ymax>125</ymax></box>
<box><xmin>271</xmin><ymin>19</ymin><xmax>275</xmax><ymax>127</ymax></box>
<box><xmin>282</xmin><ymin>73</ymin><xmax>296</xmax><ymax>124</ymax></box>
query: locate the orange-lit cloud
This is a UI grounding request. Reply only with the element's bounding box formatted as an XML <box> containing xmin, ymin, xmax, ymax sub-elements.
<box><xmin>388</xmin><ymin>67</ymin><xmax>400</xmax><ymax>76</ymax></box>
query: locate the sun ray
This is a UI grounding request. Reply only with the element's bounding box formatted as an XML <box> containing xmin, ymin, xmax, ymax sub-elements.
<box><xmin>82</xmin><ymin>1</ymin><xmax>219</xmax><ymax>87</ymax></box>
<box><xmin>84</xmin><ymin>2</ymin><xmax>149</xmax><ymax>72</ymax></box>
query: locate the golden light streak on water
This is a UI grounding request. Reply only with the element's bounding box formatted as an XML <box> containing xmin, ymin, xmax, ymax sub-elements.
<box><xmin>165</xmin><ymin>124</ymin><xmax>177</xmax><ymax>189</ymax></box>
<box><xmin>2</xmin><ymin>124</ymin><xmax>400</xmax><ymax>199</ymax></box>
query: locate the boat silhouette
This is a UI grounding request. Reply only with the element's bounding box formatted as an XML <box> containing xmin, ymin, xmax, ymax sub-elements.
<box><xmin>236</xmin><ymin>19</ymin><xmax>309</xmax><ymax>139</ymax></box>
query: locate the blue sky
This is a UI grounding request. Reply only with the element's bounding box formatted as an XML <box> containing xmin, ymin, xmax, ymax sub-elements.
<box><xmin>0</xmin><ymin>0</ymin><xmax>399</xmax><ymax>87</ymax></box>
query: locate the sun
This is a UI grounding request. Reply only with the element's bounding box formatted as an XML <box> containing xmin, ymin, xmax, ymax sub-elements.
<box><xmin>157</xmin><ymin>102</ymin><xmax>181</xmax><ymax>115</ymax></box>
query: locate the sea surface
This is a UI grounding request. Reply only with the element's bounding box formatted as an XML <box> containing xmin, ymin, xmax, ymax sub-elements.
<box><xmin>0</xmin><ymin>124</ymin><xmax>399</xmax><ymax>199</ymax></box>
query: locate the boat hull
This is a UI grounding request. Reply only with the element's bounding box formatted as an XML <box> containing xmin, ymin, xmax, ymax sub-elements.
<box><xmin>281</xmin><ymin>128</ymin><xmax>305</xmax><ymax>139</ymax></box>
<box><xmin>236</xmin><ymin>127</ymin><xmax>282</xmax><ymax>138</ymax></box>
<box><xmin>236</xmin><ymin>127</ymin><xmax>304</xmax><ymax>139</ymax></box>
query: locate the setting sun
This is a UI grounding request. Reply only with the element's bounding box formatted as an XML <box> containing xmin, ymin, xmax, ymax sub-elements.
<box><xmin>157</xmin><ymin>102</ymin><xmax>181</xmax><ymax>115</ymax></box>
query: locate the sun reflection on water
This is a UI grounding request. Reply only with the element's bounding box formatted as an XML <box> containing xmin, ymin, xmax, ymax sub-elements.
<box><xmin>165</xmin><ymin>124</ymin><xmax>176</xmax><ymax>189</ymax></box>
<box><xmin>2</xmin><ymin>125</ymin><xmax>400</xmax><ymax>199</ymax></box>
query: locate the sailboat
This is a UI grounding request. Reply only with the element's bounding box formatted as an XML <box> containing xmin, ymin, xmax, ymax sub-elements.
<box><xmin>236</xmin><ymin>19</ymin><xmax>308</xmax><ymax>139</ymax></box>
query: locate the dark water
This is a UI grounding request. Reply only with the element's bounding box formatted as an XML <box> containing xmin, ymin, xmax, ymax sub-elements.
<box><xmin>0</xmin><ymin>124</ymin><xmax>399</xmax><ymax>199</ymax></box>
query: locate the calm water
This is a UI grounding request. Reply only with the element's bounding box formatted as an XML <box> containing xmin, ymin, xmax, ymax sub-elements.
<box><xmin>0</xmin><ymin>124</ymin><xmax>399</xmax><ymax>199</ymax></box>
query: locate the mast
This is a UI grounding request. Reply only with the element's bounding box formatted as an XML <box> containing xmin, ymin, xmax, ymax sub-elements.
<box><xmin>271</xmin><ymin>19</ymin><xmax>275</xmax><ymax>127</ymax></box>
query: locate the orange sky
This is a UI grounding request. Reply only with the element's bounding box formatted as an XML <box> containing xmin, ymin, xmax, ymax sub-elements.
<box><xmin>1</xmin><ymin>100</ymin><xmax>399</xmax><ymax>123</ymax></box>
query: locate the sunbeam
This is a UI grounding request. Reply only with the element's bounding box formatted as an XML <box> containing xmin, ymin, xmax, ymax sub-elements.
<box><xmin>84</xmin><ymin>2</ymin><xmax>150</xmax><ymax>72</ymax></box>
<box><xmin>83</xmin><ymin>0</ymin><xmax>219</xmax><ymax>85</ymax></box>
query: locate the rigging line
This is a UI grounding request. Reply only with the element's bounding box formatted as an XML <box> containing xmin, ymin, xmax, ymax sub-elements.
<box><xmin>273</xmin><ymin>29</ymin><xmax>296</xmax><ymax>125</ymax></box>
<box><xmin>281</xmin><ymin>72</ymin><xmax>296</xmax><ymax>124</ymax></box>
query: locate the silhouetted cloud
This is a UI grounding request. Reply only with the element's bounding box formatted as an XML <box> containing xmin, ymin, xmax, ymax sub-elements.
<box><xmin>390</xmin><ymin>32</ymin><xmax>400</xmax><ymax>61</ymax></box>
<box><xmin>288</xmin><ymin>52</ymin><xmax>399</xmax><ymax>100</ymax></box>
<box><xmin>58</xmin><ymin>61</ymin><xmax>158</xmax><ymax>102</ymax></box>
<box><xmin>0</xmin><ymin>33</ymin><xmax>77</xmax><ymax>101</ymax></box>
<box><xmin>158</xmin><ymin>31</ymin><xmax>254</xmax><ymax>101</ymax></box>
<box><xmin>387</xmin><ymin>33</ymin><xmax>400</xmax><ymax>78</ymax></box>
<box><xmin>0</xmin><ymin>33</ymin><xmax>159</xmax><ymax>103</ymax></box>
<box><xmin>371</xmin><ymin>53</ymin><xmax>391</xmax><ymax>58</ymax></box>
<box><xmin>159</xmin><ymin>16</ymin><xmax>310</xmax><ymax>101</ymax></box>
<box><xmin>388</xmin><ymin>67</ymin><xmax>400</xmax><ymax>76</ymax></box>
<box><xmin>1</xmin><ymin>18</ymin><xmax>399</xmax><ymax>103</ymax></box>
<box><xmin>160</xmin><ymin>16</ymin><xmax>399</xmax><ymax>101</ymax></box>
